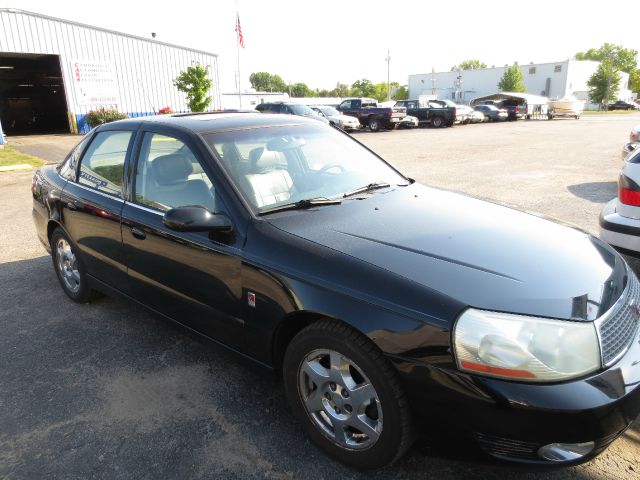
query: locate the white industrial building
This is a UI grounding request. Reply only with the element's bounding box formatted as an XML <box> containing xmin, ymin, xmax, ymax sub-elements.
<box><xmin>408</xmin><ymin>60</ymin><xmax>632</xmax><ymax>106</ymax></box>
<box><xmin>0</xmin><ymin>9</ymin><xmax>221</xmax><ymax>134</ymax></box>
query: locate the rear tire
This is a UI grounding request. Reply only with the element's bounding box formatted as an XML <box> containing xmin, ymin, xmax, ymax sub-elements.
<box><xmin>283</xmin><ymin>319</ymin><xmax>413</xmax><ymax>469</ymax></box>
<box><xmin>368</xmin><ymin>119</ymin><xmax>381</xmax><ymax>132</ymax></box>
<box><xmin>432</xmin><ymin>116</ymin><xmax>444</xmax><ymax>128</ymax></box>
<box><xmin>51</xmin><ymin>228</ymin><xmax>97</xmax><ymax>303</ymax></box>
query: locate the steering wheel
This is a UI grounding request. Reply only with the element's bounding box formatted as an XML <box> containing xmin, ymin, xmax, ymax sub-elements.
<box><xmin>318</xmin><ymin>163</ymin><xmax>346</xmax><ymax>174</ymax></box>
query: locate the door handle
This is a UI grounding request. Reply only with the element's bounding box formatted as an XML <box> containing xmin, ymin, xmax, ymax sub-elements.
<box><xmin>131</xmin><ymin>226</ymin><xmax>146</xmax><ymax>240</ymax></box>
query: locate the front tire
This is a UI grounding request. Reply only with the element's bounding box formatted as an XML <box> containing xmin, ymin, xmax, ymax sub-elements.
<box><xmin>283</xmin><ymin>320</ymin><xmax>412</xmax><ymax>469</ymax></box>
<box><xmin>51</xmin><ymin>228</ymin><xmax>97</xmax><ymax>303</ymax></box>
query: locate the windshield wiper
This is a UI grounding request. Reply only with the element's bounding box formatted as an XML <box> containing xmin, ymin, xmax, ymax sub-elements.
<box><xmin>343</xmin><ymin>182</ymin><xmax>391</xmax><ymax>198</ymax></box>
<box><xmin>258</xmin><ymin>197</ymin><xmax>342</xmax><ymax>215</ymax></box>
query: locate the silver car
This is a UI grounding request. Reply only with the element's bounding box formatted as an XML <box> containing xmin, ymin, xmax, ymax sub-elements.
<box><xmin>310</xmin><ymin>106</ymin><xmax>361</xmax><ymax>131</ymax></box>
<box><xmin>600</xmin><ymin>146</ymin><xmax>640</xmax><ymax>253</ymax></box>
<box><xmin>622</xmin><ymin>125</ymin><xmax>640</xmax><ymax>159</ymax></box>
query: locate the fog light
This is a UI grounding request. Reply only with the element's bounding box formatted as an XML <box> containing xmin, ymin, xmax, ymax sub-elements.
<box><xmin>538</xmin><ymin>441</ymin><xmax>595</xmax><ymax>462</ymax></box>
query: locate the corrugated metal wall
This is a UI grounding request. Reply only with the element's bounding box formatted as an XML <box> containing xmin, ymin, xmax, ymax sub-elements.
<box><xmin>0</xmin><ymin>9</ymin><xmax>221</xmax><ymax>133</ymax></box>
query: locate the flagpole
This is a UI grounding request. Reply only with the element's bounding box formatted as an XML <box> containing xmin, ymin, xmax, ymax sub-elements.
<box><xmin>236</xmin><ymin>3</ymin><xmax>242</xmax><ymax>108</ymax></box>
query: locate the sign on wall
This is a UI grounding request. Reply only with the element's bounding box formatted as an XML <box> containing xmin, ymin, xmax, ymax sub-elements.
<box><xmin>71</xmin><ymin>60</ymin><xmax>119</xmax><ymax>106</ymax></box>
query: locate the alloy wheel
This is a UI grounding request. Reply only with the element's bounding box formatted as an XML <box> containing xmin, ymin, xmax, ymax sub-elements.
<box><xmin>298</xmin><ymin>349</ymin><xmax>382</xmax><ymax>450</ymax></box>
<box><xmin>56</xmin><ymin>238</ymin><xmax>80</xmax><ymax>293</ymax></box>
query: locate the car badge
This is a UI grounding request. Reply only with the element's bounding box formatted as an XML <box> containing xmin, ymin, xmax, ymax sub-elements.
<box><xmin>247</xmin><ymin>292</ymin><xmax>256</xmax><ymax>308</ymax></box>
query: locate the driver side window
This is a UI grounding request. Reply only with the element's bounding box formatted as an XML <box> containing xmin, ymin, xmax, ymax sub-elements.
<box><xmin>133</xmin><ymin>133</ymin><xmax>216</xmax><ymax>212</ymax></box>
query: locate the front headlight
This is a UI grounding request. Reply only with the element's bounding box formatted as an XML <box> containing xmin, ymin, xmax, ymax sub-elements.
<box><xmin>453</xmin><ymin>309</ymin><xmax>601</xmax><ymax>382</ymax></box>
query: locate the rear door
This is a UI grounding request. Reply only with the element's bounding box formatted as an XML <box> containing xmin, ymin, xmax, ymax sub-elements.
<box><xmin>61</xmin><ymin>128</ymin><xmax>136</xmax><ymax>290</ymax></box>
<box><xmin>121</xmin><ymin>126</ymin><xmax>244</xmax><ymax>350</ymax></box>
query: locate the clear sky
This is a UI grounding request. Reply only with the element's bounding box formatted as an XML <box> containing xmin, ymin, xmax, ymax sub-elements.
<box><xmin>12</xmin><ymin>0</ymin><xmax>640</xmax><ymax>93</ymax></box>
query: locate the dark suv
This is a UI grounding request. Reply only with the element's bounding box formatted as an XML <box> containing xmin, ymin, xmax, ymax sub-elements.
<box><xmin>256</xmin><ymin>102</ymin><xmax>329</xmax><ymax>123</ymax></box>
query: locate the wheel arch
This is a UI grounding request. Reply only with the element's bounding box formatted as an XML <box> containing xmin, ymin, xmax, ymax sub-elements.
<box><xmin>47</xmin><ymin>219</ymin><xmax>64</xmax><ymax>245</ymax></box>
<box><xmin>271</xmin><ymin>310</ymin><xmax>337</xmax><ymax>374</ymax></box>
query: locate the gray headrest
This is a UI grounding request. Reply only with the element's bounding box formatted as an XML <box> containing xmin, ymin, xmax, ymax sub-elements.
<box><xmin>249</xmin><ymin>147</ymin><xmax>284</xmax><ymax>172</ymax></box>
<box><xmin>150</xmin><ymin>154</ymin><xmax>193</xmax><ymax>185</ymax></box>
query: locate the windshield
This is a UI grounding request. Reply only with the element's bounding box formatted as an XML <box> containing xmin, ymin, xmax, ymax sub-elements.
<box><xmin>205</xmin><ymin>124</ymin><xmax>408</xmax><ymax>213</ymax></box>
<box><xmin>289</xmin><ymin>104</ymin><xmax>316</xmax><ymax>115</ymax></box>
<box><xmin>319</xmin><ymin>106</ymin><xmax>339</xmax><ymax>116</ymax></box>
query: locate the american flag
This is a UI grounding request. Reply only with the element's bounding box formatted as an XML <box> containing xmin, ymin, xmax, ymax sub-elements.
<box><xmin>235</xmin><ymin>13</ymin><xmax>245</xmax><ymax>48</ymax></box>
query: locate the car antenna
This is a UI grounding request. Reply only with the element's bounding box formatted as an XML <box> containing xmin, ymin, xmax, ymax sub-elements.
<box><xmin>137</xmin><ymin>77</ymin><xmax>157</xmax><ymax>115</ymax></box>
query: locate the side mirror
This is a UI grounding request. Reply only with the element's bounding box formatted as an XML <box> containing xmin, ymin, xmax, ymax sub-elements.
<box><xmin>163</xmin><ymin>206</ymin><xmax>233</xmax><ymax>233</ymax></box>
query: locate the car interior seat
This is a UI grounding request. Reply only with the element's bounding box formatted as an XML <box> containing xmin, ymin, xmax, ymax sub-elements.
<box><xmin>147</xmin><ymin>154</ymin><xmax>215</xmax><ymax>211</ymax></box>
<box><xmin>244</xmin><ymin>147</ymin><xmax>293</xmax><ymax>208</ymax></box>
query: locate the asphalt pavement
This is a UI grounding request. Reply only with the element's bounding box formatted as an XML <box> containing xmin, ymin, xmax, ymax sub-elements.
<box><xmin>1</xmin><ymin>115</ymin><xmax>639</xmax><ymax>479</ymax></box>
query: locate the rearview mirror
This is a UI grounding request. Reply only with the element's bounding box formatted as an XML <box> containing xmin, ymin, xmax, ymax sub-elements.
<box><xmin>163</xmin><ymin>206</ymin><xmax>233</xmax><ymax>233</ymax></box>
<box><xmin>266</xmin><ymin>136</ymin><xmax>306</xmax><ymax>151</ymax></box>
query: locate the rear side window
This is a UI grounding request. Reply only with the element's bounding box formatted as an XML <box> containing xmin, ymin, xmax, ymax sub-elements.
<box><xmin>78</xmin><ymin>131</ymin><xmax>133</xmax><ymax>198</ymax></box>
<box><xmin>59</xmin><ymin>135</ymin><xmax>90</xmax><ymax>181</ymax></box>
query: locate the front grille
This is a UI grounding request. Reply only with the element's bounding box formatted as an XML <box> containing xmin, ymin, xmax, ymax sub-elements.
<box><xmin>598</xmin><ymin>273</ymin><xmax>640</xmax><ymax>365</ymax></box>
<box><xmin>476</xmin><ymin>433</ymin><xmax>539</xmax><ymax>461</ymax></box>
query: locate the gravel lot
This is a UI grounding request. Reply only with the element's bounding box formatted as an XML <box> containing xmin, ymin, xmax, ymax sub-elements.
<box><xmin>2</xmin><ymin>115</ymin><xmax>640</xmax><ymax>480</ymax></box>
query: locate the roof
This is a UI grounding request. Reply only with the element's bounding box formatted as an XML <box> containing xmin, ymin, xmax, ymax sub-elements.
<box><xmin>0</xmin><ymin>9</ymin><xmax>218</xmax><ymax>57</ymax></box>
<box><xmin>112</xmin><ymin>112</ymin><xmax>320</xmax><ymax>133</ymax></box>
<box><xmin>409</xmin><ymin>59</ymin><xmax>599</xmax><ymax>77</ymax></box>
<box><xmin>470</xmin><ymin>92</ymin><xmax>549</xmax><ymax>105</ymax></box>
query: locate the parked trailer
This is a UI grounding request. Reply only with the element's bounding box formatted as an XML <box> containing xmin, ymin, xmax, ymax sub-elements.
<box><xmin>547</xmin><ymin>98</ymin><xmax>584</xmax><ymax>120</ymax></box>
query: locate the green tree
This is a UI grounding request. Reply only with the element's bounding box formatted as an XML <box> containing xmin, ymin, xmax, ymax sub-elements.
<box><xmin>350</xmin><ymin>79</ymin><xmax>377</xmax><ymax>98</ymax></box>
<box><xmin>248</xmin><ymin>72</ymin><xmax>287</xmax><ymax>92</ymax></box>
<box><xmin>459</xmin><ymin>59</ymin><xmax>487</xmax><ymax>70</ymax></box>
<box><xmin>372</xmin><ymin>83</ymin><xmax>389</xmax><ymax>102</ymax></box>
<box><xmin>329</xmin><ymin>82</ymin><xmax>350</xmax><ymax>97</ymax></box>
<box><xmin>629</xmin><ymin>70</ymin><xmax>640</xmax><ymax>95</ymax></box>
<box><xmin>316</xmin><ymin>88</ymin><xmax>331</xmax><ymax>97</ymax></box>
<box><xmin>173</xmin><ymin>63</ymin><xmax>212</xmax><ymax>112</ymax></box>
<box><xmin>393</xmin><ymin>85</ymin><xmax>409</xmax><ymax>100</ymax></box>
<box><xmin>587</xmin><ymin>61</ymin><xmax>621</xmax><ymax>106</ymax></box>
<box><xmin>576</xmin><ymin>43</ymin><xmax>638</xmax><ymax>73</ymax></box>
<box><xmin>498</xmin><ymin>63</ymin><xmax>526</xmax><ymax>92</ymax></box>
<box><xmin>290</xmin><ymin>82</ymin><xmax>314</xmax><ymax>97</ymax></box>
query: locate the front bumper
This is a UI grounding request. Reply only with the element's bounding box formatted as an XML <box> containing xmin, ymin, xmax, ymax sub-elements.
<box><xmin>599</xmin><ymin>198</ymin><xmax>640</xmax><ymax>254</ymax></box>
<box><xmin>341</xmin><ymin>121</ymin><xmax>361</xmax><ymax>131</ymax></box>
<box><xmin>395</xmin><ymin>316</ymin><xmax>640</xmax><ymax>465</ymax></box>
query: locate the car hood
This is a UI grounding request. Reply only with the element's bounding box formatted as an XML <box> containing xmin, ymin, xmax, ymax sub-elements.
<box><xmin>265</xmin><ymin>183</ymin><xmax>627</xmax><ymax>321</ymax></box>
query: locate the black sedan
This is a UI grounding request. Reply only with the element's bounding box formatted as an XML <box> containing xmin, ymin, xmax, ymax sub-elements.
<box><xmin>473</xmin><ymin>104</ymin><xmax>509</xmax><ymax>122</ymax></box>
<box><xmin>608</xmin><ymin>100</ymin><xmax>639</xmax><ymax>111</ymax></box>
<box><xmin>32</xmin><ymin>112</ymin><xmax>640</xmax><ymax>469</ymax></box>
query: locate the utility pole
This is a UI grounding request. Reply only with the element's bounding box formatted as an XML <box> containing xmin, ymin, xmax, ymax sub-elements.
<box><xmin>431</xmin><ymin>67</ymin><xmax>436</xmax><ymax>96</ymax></box>
<box><xmin>385</xmin><ymin>49</ymin><xmax>391</xmax><ymax>100</ymax></box>
<box><xmin>455</xmin><ymin>67</ymin><xmax>463</xmax><ymax>103</ymax></box>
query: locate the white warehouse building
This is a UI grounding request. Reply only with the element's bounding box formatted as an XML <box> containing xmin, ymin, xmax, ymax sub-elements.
<box><xmin>408</xmin><ymin>60</ymin><xmax>631</xmax><ymax>106</ymax></box>
<box><xmin>0</xmin><ymin>9</ymin><xmax>221</xmax><ymax>134</ymax></box>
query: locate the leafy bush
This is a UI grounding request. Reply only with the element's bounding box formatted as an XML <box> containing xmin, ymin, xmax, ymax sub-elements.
<box><xmin>174</xmin><ymin>63</ymin><xmax>212</xmax><ymax>112</ymax></box>
<box><xmin>86</xmin><ymin>108</ymin><xmax>128</xmax><ymax>128</ymax></box>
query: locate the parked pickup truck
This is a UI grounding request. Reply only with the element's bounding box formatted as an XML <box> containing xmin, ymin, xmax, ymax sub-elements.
<box><xmin>394</xmin><ymin>100</ymin><xmax>456</xmax><ymax>128</ymax></box>
<box><xmin>336</xmin><ymin>98</ymin><xmax>406</xmax><ymax>132</ymax></box>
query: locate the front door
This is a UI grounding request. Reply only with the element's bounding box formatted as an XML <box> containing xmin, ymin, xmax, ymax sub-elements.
<box><xmin>121</xmin><ymin>129</ymin><xmax>244</xmax><ymax>351</ymax></box>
